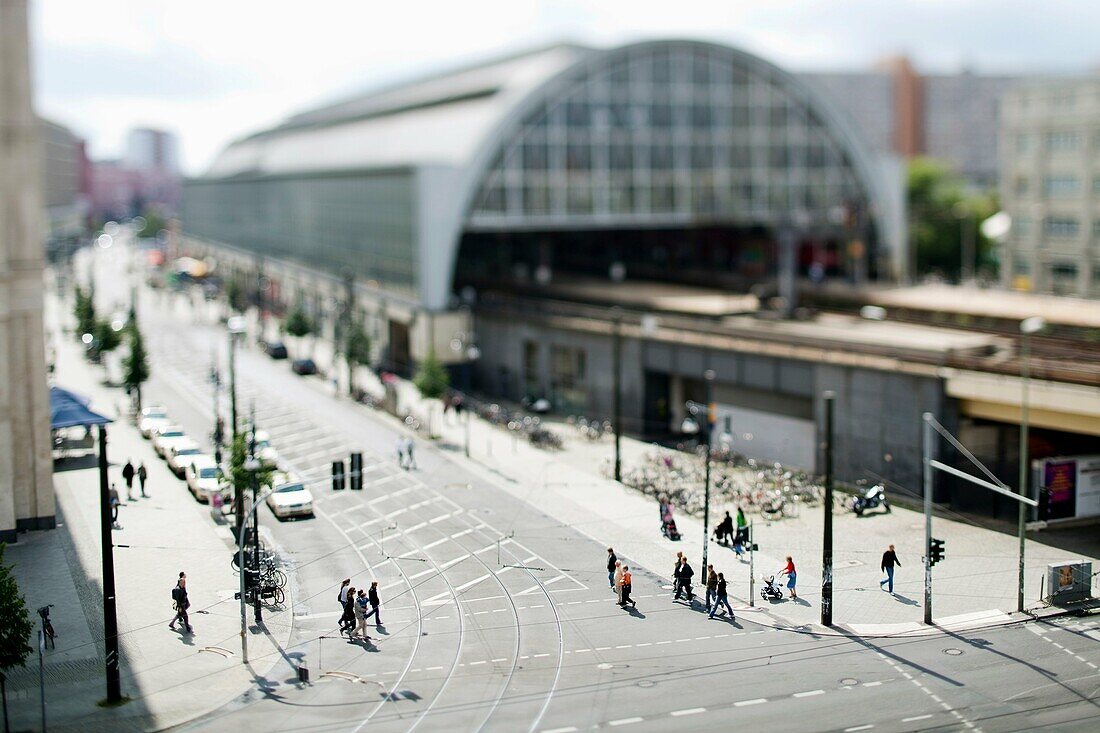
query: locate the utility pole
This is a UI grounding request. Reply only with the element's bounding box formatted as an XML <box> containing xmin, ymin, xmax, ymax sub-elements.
<box><xmin>922</xmin><ymin>412</ymin><xmax>934</xmax><ymax>625</ymax></box>
<box><xmin>700</xmin><ymin>369</ymin><xmax>715</xmax><ymax>582</ymax></box>
<box><xmin>211</xmin><ymin>351</ymin><xmax>223</xmax><ymax>466</ymax></box>
<box><xmin>249</xmin><ymin>405</ymin><xmax>262</xmax><ymax>624</ymax></box>
<box><xmin>749</xmin><ymin>518</ymin><xmax>755</xmax><ymax>607</ymax></box>
<box><xmin>228</xmin><ymin>317</ymin><xmax>244</xmax><ymax>536</ymax></box>
<box><xmin>611</xmin><ymin>308</ymin><xmax>623</xmax><ymax>482</ymax></box>
<box><xmin>1018</xmin><ymin>317</ymin><xmax>1045</xmax><ymax>612</ymax></box>
<box><xmin>98</xmin><ymin>425</ymin><xmax>122</xmax><ymax>702</ymax></box>
<box><xmin>821</xmin><ymin>391</ymin><xmax>835</xmax><ymax>626</ymax></box>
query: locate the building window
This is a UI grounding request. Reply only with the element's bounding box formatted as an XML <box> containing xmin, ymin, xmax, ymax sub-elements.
<box><xmin>1043</xmin><ymin>175</ymin><xmax>1080</xmax><ymax>197</ymax></box>
<box><xmin>1046</xmin><ymin>131</ymin><xmax>1082</xmax><ymax>152</ymax></box>
<box><xmin>1016</xmin><ymin>134</ymin><xmax>1033</xmax><ymax>153</ymax></box>
<box><xmin>1093</xmin><ymin>219</ymin><xmax>1100</xmax><ymax>238</ymax></box>
<box><xmin>1093</xmin><ymin>265</ymin><xmax>1100</xmax><ymax>285</ymax></box>
<box><xmin>1016</xmin><ymin>216</ymin><xmax>1031</xmax><ymax>236</ymax></box>
<box><xmin>1044</xmin><ymin>216</ymin><xmax>1080</xmax><ymax>238</ymax></box>
<box><xmin>550</xmin><ymin>345</ymin><xmax>586</xmax><ymax>412</ymax></box>
<box><xmin>1013</xmin><ymin>259</ymin><xmax>1031</xmax><ymax>276</ymax></box>
<box><xmin>1093</xmin><ymin>177</ymin><xmax>1100</xmax><ymax>194</ymax></box>
<box><xmin>1015</xmin><ymin>177</ymin><xmax>1029</xmax><ymax>195</ymax></box>
<box><xmin>524</xmin><ymin>341</ymin><xmax>540</xmax><ymax>395</ymax></box>
<box><xmin>1051</xmin><ymin>262</ymin><xmax>1078</xmax><ymax>279</ymax></box>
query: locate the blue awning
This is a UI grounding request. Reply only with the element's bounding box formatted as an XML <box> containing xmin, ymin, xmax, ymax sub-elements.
<box><xmin>50</xmin><ymin>386</ymin><xmax>112</xmax><ymax>429</ymax></box>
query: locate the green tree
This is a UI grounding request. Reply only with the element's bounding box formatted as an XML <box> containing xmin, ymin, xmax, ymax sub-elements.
<box><xmin>224</xmin><ymin>275</ymin><xmax>248</xmax><ymax>314</ymax></box>
<box><xmin>123</xmin><ymin>324</ymin><xmax>151</xmax><ymax>412</ymax></box>
<box><xmin>136</xmin><ymin>211</ymin><xmax>166</xmax><ymax>239</ymax></box>
<box><xmin>344</xmin><ymin>318</ymin><xmax>372</xmax><ymax>396</ymax></box>
<box><xmin>908</xmin><ymin>157</ymin><xmax>998</xmax><ymax>281</ymax></box>
<box><xmin>284</xmin><ymin>297</ymin><xmax>314</xmax><ymax>358</ymax></box>
<box><xmin>94</xmin><ymin>319</ymin><xmax>123</xmax><ymax>354</ymax></box>
<box><xmin>0</xmin><ymin>543</ymin><xmax>34</xmax><ymax>731</ymax></box>
<box><xmin>73</xmin><ymin>284</ymin><xmax>96</xmax><ymax>338</ymax></box>
<box><xmin>229</xmin><ymin>432</ymin><xmax>276</xmax><ymax>506</ymax></box>
<box><xmin>413</xmin><ymin>350</ymin><xmax>449</xmax><ymax>438</ymax></box>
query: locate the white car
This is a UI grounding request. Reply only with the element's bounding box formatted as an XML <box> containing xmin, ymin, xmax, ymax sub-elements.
<box><xmin>184</xmin><ymin>455</ymin><xmax>222</xmax><ymax>502</ymax></box>
<box><xmin>265</xmin><ymin>481</ymin><xmax>313</xmax><ymax>520</ymax></box>
<box><xmin>139</xmin><ymin>406</ymin><xmax>170</xmax><ymax>438</ymax></box>
<box><xmin>166</xmin><ymin>438</ymin><xmax>203</xmax><ymax>476</ymax></box>
<box><xmin>152</xmin><ymin>426</ymin><xmax>186</xmax><ymax>457</ymax></box>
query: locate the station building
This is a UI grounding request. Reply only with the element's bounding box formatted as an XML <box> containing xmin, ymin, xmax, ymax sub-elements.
<box><xmin>182</xmin><ymin>41</ymin><xmax>1100</xmax><ymax>518</ymax></box>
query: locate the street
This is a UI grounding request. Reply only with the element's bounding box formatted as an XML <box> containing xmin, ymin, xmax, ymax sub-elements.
<box><xmin>34</xmin><ymin>242</ymin><xmax>1100</xmax><ymax>733</ymax></box>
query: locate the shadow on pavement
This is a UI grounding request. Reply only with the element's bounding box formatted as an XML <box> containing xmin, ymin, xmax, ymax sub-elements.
<box><xmin>891</xmin><ymin>593</ymin><xmax>920</xmax><ymax>606</ymax></box>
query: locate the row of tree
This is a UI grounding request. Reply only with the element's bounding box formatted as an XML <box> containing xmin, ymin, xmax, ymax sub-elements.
<box><xmin>72</xmin><ymin>285</ymin><xmax>150</xmax><ymax>410</ymax></box>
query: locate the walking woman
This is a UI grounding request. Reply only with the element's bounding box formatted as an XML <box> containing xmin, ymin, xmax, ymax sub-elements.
<box><xmin>613</xmin><ymin>561</ymin><xmax>624</xmax><ymax>604</ymax></box>
<box><xmin>620</xmin><ymin>566</ymin><xmax>636</xmax><ymax>608</ymax></box>
<box><xmin>780</xmin><ymin>556</ymin><xmax>797</xmax><ymax>599</ymax></box>
<box><xmin>340</xmin><ymin>585</ymin><xmax>357</xmax><ymax>636</ymax></box>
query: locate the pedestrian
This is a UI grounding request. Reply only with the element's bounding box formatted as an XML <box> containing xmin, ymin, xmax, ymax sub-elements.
<box><xmin>210</xmin><ymin>488</ymin><xmax>224</xmax><ymax>521</ymax></box>
<box><xmin>708</xmin><ymin>572</ymin><xmax>734</xmax><ymax>619</ymax></box>
<box><xmin>607</xmin><ymin>547</ymin><xmax>618</xmax><ymax>589</ymax></box>
<box><xmin>780</xmin><ymin>556</ymin><xmax>797</xmax><ymax>599</ymax></box>
<box><xmin>619</xmin><ymin>566</ymin><xmax>636</xmax><ymax>608</ymax></box>
<box><xmin>880</xmin><ymin>544</ymin><xmax>901</xmax><ymax>593</ymax></box>
<box><xmin>705</xmin><ymin>564</ymin><xmax>718</xmax><ymax>613</ymax></box>
<box><xmin>122</xmin><ymin>459</ymin><xmax>135</xmax><ymax>500</ymax></box>
<box><xmin>404</xmin><ymin>437</ymin><xmax>417</xmax><ymax>470</ymax></box>
<box><xmin>675</xmin><ymin>558</ymin><xmax>695</xmax><ymax>602</ymax></box>
<box><xmin>364</xmin><ymin>581</ymin><xmax>383</xmax><ymax>626</ymax></box>
<box><xmin>613</xmin><ymin>561</ymin><xmax>624</xmax><ymax>604</ymax></box>
<box><xmin>340</xmin><ymin>585</ymin><xmax>357</xmax><ymax>635</ymax></box>
<box><xmin>138</xmin><ymin>461</ymin><xmax>148</xmax><ymax>497</ymax></box>
<box><xmin>715</xmin><ymin>511</ymin><xmax>733</xmax><ymax>545</ymax></box>
<box><xmin>356</xmin><ymin>585</ymin><xmax>374</xmax><ymax>638</ymax></box>
<box><xmin>395</xmin><ymin>438</ymin><xmax>406</xmax><ymax>469</ymax></box>
<box><xmin>170</xmin><ymin>572</ymin><xmax>193</xmax><ymax>633</ymax></box>
<box><xmin>671</xmin><ymin>552</ymin><xmax>683</xmax><ymax>598</ymax></box>
<box><xmin>109</xmin><ymin>483</ymin><xmax>121</xmax><ymax>525</ymax></box>
<box><xmin>338</xmin><ymin>578</ymin><xmax>351</xmax><ymax>609</ymax></box>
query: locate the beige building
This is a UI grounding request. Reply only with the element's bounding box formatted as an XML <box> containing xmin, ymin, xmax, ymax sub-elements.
<box><xmin>1000</xmin><ymin>78</ymin><xmax>1100</xmax><ymax>297</ymax></box>
<box><xmin>1</xmin><ymin>0</ymin><xmax>54</xmax><ymax>541</ymax></box>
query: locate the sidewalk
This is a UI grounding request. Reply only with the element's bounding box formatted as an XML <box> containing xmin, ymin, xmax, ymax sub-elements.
<box><xmin>5</xmin><ymin>290</ymin><xmax>293</xmax><ymax>733</ymax></box>
<box><xmin>282</xmin><ymin>320</ymin><xmax>1099</xmax><ymax>639</ymax></box>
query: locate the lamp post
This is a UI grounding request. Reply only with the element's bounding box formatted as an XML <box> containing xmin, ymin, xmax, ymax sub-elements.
<box><xmin>611</xmin><ymin>308</ymin><xmax>623</xmax><ymax>482</ymax></box>
<box><xmin>239</xmin><ymin>475</ymin><xmax>270</xmax><ymax>664</ymax></box>
<box><xmin>1018</xmin><ymin>316</ymin><xmax>1045</xmax><ymax>612</ymax></box>
<box><xmin>450</xmin><ymin>328</ymin><xmax>480</xmax><ymax>457</ymax></box>
<box><xmin>97</xmin><ymin>424</ymin><xmax>122</xmax><ymax>702</ymax></box>
<box><xmin>821</xmin><ymin>391</ymin><xmax>835</xmax><ymax>626</ymax></box>
<box><xmin>247</xmin><ymin>416</ymin><xmax>263</xmax><ymax>624</ymax></box>
<box><xmin>227</xmin><ymin>316</ymin><xmax>246</xmax><ymax>535</ymax></box>
<box><xmin>683</xmin><ymin>371</ymin><xmax>717</xmax><ymax>582</ymax></box>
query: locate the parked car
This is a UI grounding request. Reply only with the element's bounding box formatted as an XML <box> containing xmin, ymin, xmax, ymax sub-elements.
<box><xmin>291</xmin><ymin>358</ymin><xmax>317</xmax><ymax>375</ymax></box>
<box><xmin>265</xmin><ymin>480</ymin><xmax>314</xmax><ymax>519</ymax></box>
<box><xmin>152</xmin><ymin>426</ymin><xmax>186</xmax><ymax>457</ymax></box>
<box><xmin>139</xmin><ymin>405</ymin><xmax>170</xmax><ymax>438</ymax></box>
<box><xmin>264</xmin><ymin>341</ymin><xmax>288</xmax><ymax>359</ymax></box>
<box><xmin>184</xmin><ymin>455</ymin><xmax>221</xmax><ymax>502</ymax></box>
<box><xmin>166</xmin><ymin>438</ymin><xmax>203</xmax><ymax>476</ymax></box>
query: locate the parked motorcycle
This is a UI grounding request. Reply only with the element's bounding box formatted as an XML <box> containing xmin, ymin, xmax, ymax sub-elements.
<box><xmin>851</xmin><ymin>483</ymin><xmax>890</xmax><ymax>516</ymax></box>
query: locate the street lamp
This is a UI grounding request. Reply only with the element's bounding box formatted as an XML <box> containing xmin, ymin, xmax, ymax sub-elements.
<box><xmin>1018</xmin><ymin>315</ymin><xmax>1045</xmax><ymax>612</ymax></box>
<box><xmin>684</xmin><ymin>370</ymin><xmax>717</xmax><ymax>581</ymax></box>
<box><xmin>227</xmin><ymin>315</ymin><xmax>246</xmax><ymax>535</ymax></box>
<box><xmin>239</xmin><ymin>477</ymin><xmax>271</xmax><ymax>665</ymax></box>
<box><xmin>611</xmin><ymin>308</ymin><xmax>623</xmax><ymax>482</ymax></box>
<box><xmin>451</xmin><ymin>329</ymin><xmax>481</xmax><ymax>457</ymax></box>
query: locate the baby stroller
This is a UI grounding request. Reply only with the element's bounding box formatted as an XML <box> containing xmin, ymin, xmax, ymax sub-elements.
<box><xmin>760</xmin><ymin>575</ymin><xmax>784</xmax><ymax>601</ymax></box>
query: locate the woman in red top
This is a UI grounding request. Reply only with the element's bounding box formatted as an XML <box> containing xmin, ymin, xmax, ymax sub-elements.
<box><xmin>780</xmin><ymin>556</ymin><xmax>797</xmax><ymax>599</ymax></box>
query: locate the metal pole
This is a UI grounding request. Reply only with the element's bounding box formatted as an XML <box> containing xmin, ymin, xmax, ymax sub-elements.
<box><xmin>249</xmin><ymin>410</ymin><xmax>262</xmax><ymax>624</ymax></box>
<box><xmin>922</xmin><ymin>413</ymin><xmax>934</xmax><ymax>625</ymax></box>
<box><xmin>612</xmin><ymin>312</ymin><xmax>622</xmax><ymax>482</ymax></box>
<box><xmin>230</xmin><ymin>332</ymin><xmax>242</xmax><ymax>536</ymax></box>
<box><xmin>821</xmin><ymin>391</ymin><xmax>835</xmax><ymax>626</ymax></box>
<box><xmin>38</xmin><ymin>632</ymin><xmax>45</xmax><ymax>730</ymax></box>
<box><xmin>239</xmin><ymin>519</ymin><xmax>248</xmax><ymax>664</ymax></box>
<box><xmin>749</xmin><ymin>518</ymin><xmax>755</xmax><ymax>607</ymax></box>
<box><xmin>1018</xmin><ymin>332</ymin><xmax>1031</xmax><ymax>613</ymax></box>
<box><xmin>98</xmin><ymin>424</ymin><xmax>122</xmax><ymax>702</ymax></box>
<box><xmin>701</xmin><ymin>375</ymin><xmax>714</xmax><ymax>583</ymax></box>
<box><xmin>464</xmin><ymin>409</ymin><xmax>470</xmax><ymax>458</ymax></box>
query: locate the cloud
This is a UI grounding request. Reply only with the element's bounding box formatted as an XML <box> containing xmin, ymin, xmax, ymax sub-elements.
<box><xmin>29</xmin><ymin>0</ymin><xmax>1100</xmax><ymax>174</ymax></box>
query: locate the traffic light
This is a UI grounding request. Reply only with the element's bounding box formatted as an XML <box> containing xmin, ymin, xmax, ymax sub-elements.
<box><xmin>350</xmin><ymin>452</ymin><xmax>363</xmax><ymax>490</ymax></box>
<box><xmin>928</xmin><ymin>537</ymin><xmax>945</xmax><ymax>567</ymax></box>
<box><xmin>332</xmin><ymin>460</ymin><xmax>346</xmax><ymax>490</ymax></box>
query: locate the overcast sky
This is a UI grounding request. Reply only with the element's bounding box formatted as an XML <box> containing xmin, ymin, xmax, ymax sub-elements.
<box><xmin>31</xmin><ymin>0</ymin><xmax>1097</xmax><ymax>175</ymax></box>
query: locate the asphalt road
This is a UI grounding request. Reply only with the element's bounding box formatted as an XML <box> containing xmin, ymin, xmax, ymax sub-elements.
<box><xmin>82</xmin><ymin>246</ymin><xmax>1100</xmax><ymax>733</ymax></box>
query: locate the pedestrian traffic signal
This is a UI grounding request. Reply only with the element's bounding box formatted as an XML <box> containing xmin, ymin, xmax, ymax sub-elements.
<box><xmin>332</xmin><ymin>460</ymin><xmax>346</xmax><ymax>490</ymax></box>
<box><xmin>928</xmin><ymin>537</ymin><xmax>945</xmax><ymax>567</ymax></box>
<box><xmin>350</xmin><ymin>452</ymin><xmax>363</xmax><ymax>490</ymax></box>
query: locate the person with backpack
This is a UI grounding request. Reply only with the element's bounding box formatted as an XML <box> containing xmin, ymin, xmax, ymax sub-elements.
<box><xmin>619</xmin><ymin>566</ymin><xmax>636</xmax><ymax>608</ymax></box>
<box><xmin>352</xmin><ymin>589</ymin><xmax>370</xmax><ymax>639</ymax></box>
<box><xmin>170</xmin><ymin>572</ymin><xmax>193</xmax><ymax>633</ymax></box>
<box><xmin>708</xmin><ymin>572</ymin><xmax>734</xmax><ymax>619</ymax></box>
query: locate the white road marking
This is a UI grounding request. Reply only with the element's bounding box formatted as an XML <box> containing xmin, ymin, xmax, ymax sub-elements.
<box><xmin>734</xmin><ymin>698</ymin><xmax>767</xmax><ymax>707</ymax></box>
<box><xmin>844</xmin><ymin>726</ymin><xmax>874</xmax><ymax>732</ymax></box>
<box><xmin>608</xmin><ymin>718</ymin><xmax>643</xmax><ymax>727</ymax></box>
<box><xmin>793</xmin><ymin>690</ymin><xmax>825</xmax><ymax>698</ymax></box>
<box><xmin>901</xmin><ymin>715</ymin><xmax>932</xmax><ymax>723</ymax></box>
<box><xmin>862</xmin><ymin>681</ymin><xmax>883</xmax><ymax>687</ymax></box>
<box><xmin>670</xmin><ymin>708</ymin><xmax>706</xmax><ymax>717</ymax></box>
<box><xmin>542</xmin><ymin>727</ymin><xmax>577</xmax><ymax>733</ymax></box>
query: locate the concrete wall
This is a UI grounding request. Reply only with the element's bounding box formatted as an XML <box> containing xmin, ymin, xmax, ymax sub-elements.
<box><xmin>0</xmin><ymin>0</ymin><xmax>55</xmax><ymax>541</ymax></box>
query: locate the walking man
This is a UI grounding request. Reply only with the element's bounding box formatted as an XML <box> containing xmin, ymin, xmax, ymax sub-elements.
<box><xmin>138</xmin><ymin>461</ymin><xmax>148</xmax><ymax>497</ymax></box>
<box><xmin>122</xmin><ymin>459</ymin><xmax>135</xmax><ymax>500</ymax></box>
<box><xmin>404</xmin><ymin>437</ymin><xmax>417</xmax><ymax>470</ymax></box>
<box><xmin>170</xmin><ymin>572</ymin><xmax>193</xmax><ymax>633</ymax></box>
<box><xmin>109</xmin><ymin>483</ymin><xmax>121</xmax><ymax>527</ymax></box>
<box><xmin>880</xmin><ymin>544</ymin><xmax>901</xmax><ymax>593</ymax></box>
<box><xmin>607</xmin><ymin>547</ymin><xmax>618</xmax><ymax>589</ymax></box>
<box><xmin>353</xmin><ymin>589</ymin><xmax>368</xmax><ymax>638</ymax></box>
<box><xmin>671</xmin><ymin>552</ymin><xmax>683</xmax><ymax>598</ymax></box>
<box><xmin>675</xmin><ymin>558</ymin><xmax>695</xmax><ymax>602</ymax></box>
<box><xmin>705</xmin><ymin>564</ymin><xmax>718</xmax><ymax>613</ymax></box>
<box><xmin>364</xmin><ymin>581</ymin><xmax>383</xmax><ymax>626</ymax></box>
<box><xmin>619</xmin><ymin>566</ymin><xmax>636</xmax><ymax>608</ymax></box>
<box><xmin>708</xmin><ymin>572</ymin><xmax>734</xmax><ymax>619</ymax></box>
<box><xmin>613</xmin><ymin>561</ymin><xmax>624</xmax><ymax>605</ymax></box>
<box><xmin>339</xmin><ymin>585</ymin><xmax>357</xmax><ymax>635</ymax></box>
<box><xmin>395</xmin><ymin>438</ymin><xmax>406</xmax><ymax>469</ymax></box>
